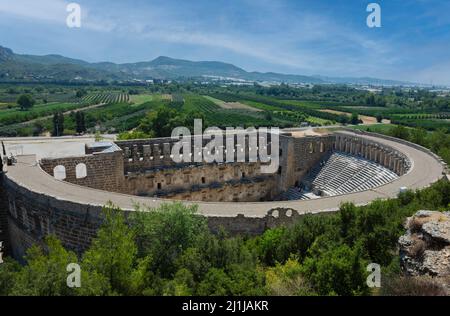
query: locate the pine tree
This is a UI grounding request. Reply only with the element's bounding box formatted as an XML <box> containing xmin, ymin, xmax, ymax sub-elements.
<box><xmin>52</xmin><ymin>112</ymin><xmax>64</xmax><ymax>136</ymax></box>
<box><xmin>75</xmin><ymin>112</ymin><xmax>85</xmax><ymax>134</ymax></box>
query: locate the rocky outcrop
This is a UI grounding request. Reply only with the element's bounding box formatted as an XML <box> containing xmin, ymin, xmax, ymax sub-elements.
<box><xmin>399</xmin><ymin>210</ymin><xmax>450</xmax><ymax>293</ymax></box>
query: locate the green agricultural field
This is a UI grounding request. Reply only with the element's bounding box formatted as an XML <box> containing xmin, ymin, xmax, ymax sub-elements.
<box><xmin>341</xmin><ymin>106</ymin><xmax>390</xmax><ymax>111</ymax></box>
<box><xmin>0</xmin><ymin>102</ymin><xmax>13</xmax><ymax>110</ymax></box>
<box><xmin>202</xmin><ymin>95</ymin><xmax>226</xmax><ymax>106</ymax></box>
<box><xmin>130</xmin><ymin>94</ymin><xmax>154</xmax><ymax>105</ymax></box>
<box><xmin>390</xmin><ymin>118</ymin><xmax>450</xmax><ymax>132</ymax></box>
<box><xmin>239</xmin><ymin>100</ymin><xmax>280</xmax><ymax>111</ymax></box>
<box><xmin>182</xmin><ymin>94</ymin><xmax>220</xmax><ymax>113</ymax></box>
<box><xmin>350</xmin><ymin>123</ymin><xmax>397</xmax><ymax>134</ymax></box>
<box><xmin>391</xmin><ymin>113</ymin><xmax>450</xmax><ymax>119</ymax></box>
<box><xmin>0</xmin><ymin>102</ymin><xmax>89</xmax><ymax>126</ymax></box>
<box><xmin>306</xmin><ymin>116</ymin><xmax>334</xmax><ymax>126</ymax></box>
<box><xmin>278</xmin><ymin>99</ymin><xmax>323</xmax><ymax>109</ymax></box>
<box><xmin>83</xmin><ymin>92</ymin><xmax>129</xmax><ymax>105</ymax></box>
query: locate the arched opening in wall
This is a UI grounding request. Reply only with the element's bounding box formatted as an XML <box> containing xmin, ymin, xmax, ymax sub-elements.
<box><xmin>201</xmin><ymin>176</ymin><xmax>206</xmax><ymax>184</ymax></box>
<box><xmin>308</xmin><ymin>142</ymin><xmax>314</xmax><ymax>154</ymax></box>
<box><xmin>75</xmin><ymin>163</ymin><xmax>87</xmax><ymax>179</ymax></box>
<box><xmin>53</xmin><ymin>165</ymin><xmax>66</xmax><ymax>180</ymax></box>
<box><xmin>320</xmin><ymin>142</ymin><xmax>324</xmax><ymax>153</ymax></box>
<box><xmin>157</xmin><ymin>183</ymin><xmax>162</xmax><ymax>190</ymax></box>
<box><xmin>295</xmin><ymin>180</ymin><xmax>299</xmax><ymax>187</ymax></box>
<box><xmin>278</xmin><ymin>166</ymin><xmax>282</xmax><ymax>175</ymax></box>
<box><xmin>242</xmin><ymin>172</ymin><xmax>246</xmax><ymax>178</ymax></box>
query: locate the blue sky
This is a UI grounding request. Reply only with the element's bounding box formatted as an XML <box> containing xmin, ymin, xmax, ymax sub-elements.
<box><xmin>0</xmin><ymin>0</ymin><xmax>450</xmax><ymax>85</ymax></box>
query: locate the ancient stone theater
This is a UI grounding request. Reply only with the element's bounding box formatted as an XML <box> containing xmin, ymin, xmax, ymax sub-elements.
<box><xmin>0</xmin><ymin>128</ymin><xmax>447</xmax><ymax>258</ymax></box>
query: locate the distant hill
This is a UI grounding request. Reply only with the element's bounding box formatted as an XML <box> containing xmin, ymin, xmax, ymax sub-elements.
<box><xmin>0</xmin><ymin>45</ymin><xmax>414</xmax><ymax>85</ymax></box>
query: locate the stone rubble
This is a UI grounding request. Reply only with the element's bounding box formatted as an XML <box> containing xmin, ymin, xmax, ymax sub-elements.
<box><xmin>399</xmin><ymin>210</ymin><xmax>450</xmax><ymax>293</ymax></box>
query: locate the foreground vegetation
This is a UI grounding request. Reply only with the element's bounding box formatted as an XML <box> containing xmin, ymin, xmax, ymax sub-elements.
<box><xmin>1</xmin><ymin>179</ymin><xmax>449</xmax><ymax>296</ymax></box>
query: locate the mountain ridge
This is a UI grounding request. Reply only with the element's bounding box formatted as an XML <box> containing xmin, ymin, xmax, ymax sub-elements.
<box><xmin>0</xmin><ymin>45</ymin><xmax>415</xmax><ymax>85</ymax></box>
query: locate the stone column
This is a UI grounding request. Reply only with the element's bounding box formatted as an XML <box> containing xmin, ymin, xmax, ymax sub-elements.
<box><xmin>379</xmin><ymin>150</ymin><xmax>385</xmax><ymax>166</ymax></box>
<box><xmin>132</xmin><ymin>145</ymin><xmax>139</xmax><ymax>162</ymax></box>
<box><xmin>124</xmin><ymin>146</ymin><xmax>131</xmax><ymax>159</ymax></box>
<box><xmin>143</xmin><ymin>145</ymin><xmax>151</xmax><ymax>162</ymax></box>
<box><xmin>163</xmin><ymin>143</ymin><xmax>172</xmax><ymax>165</ymax></box>
<box><xmin>153</xmin><ymin>144</ymin><xmax>161</xmax><ymax>166</ymax></box>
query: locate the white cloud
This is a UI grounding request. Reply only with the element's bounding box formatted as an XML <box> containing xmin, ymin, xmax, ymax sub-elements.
<box><xmin>0</xmin><ymin>0</ymin><xmax>68</xmax><ymax>23</ymax></box>
<box><xmin>1</xmin><ymin>0</ymin><xmax>445</xmax><ymax>83</ymax></box>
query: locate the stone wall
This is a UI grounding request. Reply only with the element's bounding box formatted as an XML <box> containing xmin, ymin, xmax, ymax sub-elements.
<box><xmin>2</xmin><ymin>174</ymin><xmax>306</xmax><ymax>258</ymax></box>
<box><xmin>3</xmin><ymin>175</ymin><xmax>104</xmax><ymax>258</ymax></box>
<box><xmin>116</xmin><ymin>132</ymin><xmax>278</xmax><ymax>173</ymax></box>
<box><xmin>345</xmin><ymin>128</ymin><xmax>448</xmax><ymax>175</ymax></box>
<box><xmin>334</xmin><ymin>132</ymin><xmax>410</xmax><ymax>175</ymax></box>
<box><xmin>165</xmin><ymin>177</ymin><xmax>276</xmax><ymax>202</ymax></box>
<box><xmin>208</xmin><ymin>208</ymin><xmax>304</xmax><ymax>235</ymax></box>
<box><xmin>123</xmin><ymin>162</ymin><xmax>277</xmax><ymax>201</ymax></box>
<box><xmin>40</xmin><ymin>150</ymin><xmax>125</xmax><ymax>193</ymax></box>
<box><xmin>39</xmin><ymin>133</ymin><xmax>282</xmax><ymax>202</ymax></box>
<box><xmin>291</xmin><ymin>135</ymin><xmax>334</xmax><ymax>187</ymax></box>
<box><xmin>0</xmin><ymin>173</ymin><xmax>10</xmax><ymax>256</ymax></box>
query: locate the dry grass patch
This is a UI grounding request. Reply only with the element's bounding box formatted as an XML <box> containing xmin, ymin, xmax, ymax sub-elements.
<box><xmin>408</xmin><ymin>212</ymin><xmax>444</xmax><ymax>233</ymax></box>
<box><xmin>381</xmin><ymin>276</ymin><xmax>447</xmax><ymax>296</ymax></box>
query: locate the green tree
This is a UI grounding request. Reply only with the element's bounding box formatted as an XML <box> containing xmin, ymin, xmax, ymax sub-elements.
<box><xmin>339</xmin><ymin>114</ymin><xmax>350</xmax><ymax>125</ymax></box>
<box><xmin>52</xmin><ymin>112</ymin><xmax>64</xmax><ymax>136</ymax></box>
<box><xmin>339</xmin><ymin>202</ymin><xmax>358</xmax><ymax>244</ymax></box>
<box><xmin>257</xmin><ymin>227</ymin><xmax>287</xmax><ymax>266</ymax></box>
<box><xmin>410</xmin><ymin>127</ymin><xmax>426</xmax><ymax>146</ymax></box>
<box><xmin>163</xmin><ymin>268</ymin><xmax>195</xmax><ymax>296</ymax></box>
<box><xmin>32</xmin><ymin>121</ymin><xmax>44</xmax><ymax>136</ymax></box>
<box><xmin>17</xmin><ymin>94</ymin><xmax>35</xmax><ymax>110</ymax></box>
<box><xmin>390</xmin><ymin>125</ymin><xmax>409</xmax><ymax>140</ymax></box>
<box><xmin>196</xmin><ymin>268</ymin><xmax>232</xmax><ymax>296</ymax></box>
<box><xmin>81</xmin><ymin>204</ymin><xmax>137</xmax><ymax>294</ymax></box>
<box><xmin>138</xmin><ymin>107</ymin><xmax>203</xmax><ymax>137</ymax></box>
<box><xmin>75</xmin><ymin>112</ymin><xmax>86</xmax><ymax>134</ymax></box>
<box><xmin>302</xmin><ymin>240</ymin><xmax>369</xmax><ymax>296</ymax></box>
<box><xmin>350</xmin><ymin>112</ymin><xmax>359</xmax><ymax>125</ymax></box>
<box><xmin>428</xmin><ymin>128</ymin><xmax>449</xmax><ymax>153</ymax></box>
<box><xmin>0</xmin><ymin>258</ymin><xmax>22</xmax><ymax>295</ymax></box>
<box><xmin>75</xmin><ymin>89</ymin><xmax>87</xmax><ymax>98</ymax></box>
<box><xmin>227</xmin><ymin>264</ymin><xmax>266</xmax><ymax>295</ymax></box>
<box><xmin>9</xmin><ymin>236</ymin><xmax>79</xmax><ymax>296</ymax></box>
<box><xmin>376</xmin><ymin>113</ymin><xmax>383</xmax><ymax>123</ymax></box>
<box><xmin>129</xmin><ymin>256</ymin><xmax>163</xmax><ymax>295</ymax></box>
<box><xmin>130</xmin><ymin>203</ymin><xmax>208</xmax><ymax>277</ymax></box>
<box><xmin>138</xmin><ymin>107</ymin><xmax>183</xmax><ymax>137</ymax></box>
<box><xmin>117</xmin><ymin>131</ymin><xmax>150</xmax><ymax>140</ymax></box>
<box><xmin>366</xmin><ymin>94</ymin><xmax>376</xmax><ymax>106</ymax></box>
<box><xmin>265</xmin><ymin>258</ymin><xmax>315</xmax><ymax>296</ymax></box>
